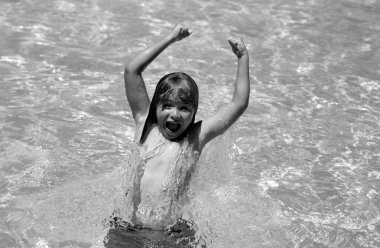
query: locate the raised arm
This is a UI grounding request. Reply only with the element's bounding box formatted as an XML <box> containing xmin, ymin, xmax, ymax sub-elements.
<box><xmin>198</xmin><ymin>37</ymin><xmax>250</xmax><ymax>149</ymax></box>
<box><xmin>124</xmin><ymin>24</ymin><xmax>192</xmax><ymax>128</ymax></box>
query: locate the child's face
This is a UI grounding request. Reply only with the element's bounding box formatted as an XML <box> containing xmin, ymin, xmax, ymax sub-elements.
<box><xmin>156</xmin><ymin>99</ymin><xmax>195</xmax><ymax>140</ymax></box>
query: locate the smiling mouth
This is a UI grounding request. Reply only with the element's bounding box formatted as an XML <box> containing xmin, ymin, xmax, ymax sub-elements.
<box><xmin>166</xmin><ymin>122</ymin><xmax>181</xmax><ymax>133</ymax></box>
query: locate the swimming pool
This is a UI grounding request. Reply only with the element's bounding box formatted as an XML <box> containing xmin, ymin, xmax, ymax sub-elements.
<box><xmin>1</xmin><ymin>0</ymin><xmax>379</xmax><ymax>247</ymax></box>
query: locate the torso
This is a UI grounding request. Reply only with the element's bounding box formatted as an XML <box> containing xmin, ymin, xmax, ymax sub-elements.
<box><xmin>120</xmin><ymin>125</ymin><xmax>200</xmax><ymax>229</ymax></box>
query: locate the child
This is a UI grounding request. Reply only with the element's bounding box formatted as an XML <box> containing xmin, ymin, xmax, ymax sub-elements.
<box><xmin>106</xmin><ymin>23</ymin><xmax>249</xmax><ymax>246</ymax></box>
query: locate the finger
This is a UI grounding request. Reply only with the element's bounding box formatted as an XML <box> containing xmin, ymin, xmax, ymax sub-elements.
<box><xmin>183</xmin><ymin>29</ymin><xmax>192</xmax><ymax>39</ymax></box>
<box><xmin>228</xmin><ymin>36</ymin><xmax>238</xmax><ymax>42</ymax></box>
<box><xmin>175</xmin><ymin>24</ymin><xmax>182</xmax><ymax>32</ymax></box>
<box><xmin>228</xmin><ymin>39</ymin><xmax>238</xmax><ymax>51</ymax></box>
<box><xmin>228</xmin><ymin>39</ymin><xmax>235</xmax><ymax>48</ymax></box>
<box><xmin>179</xmin><ymin>28</ymin><xmax>188</xmax><ymax>35</ymax></box>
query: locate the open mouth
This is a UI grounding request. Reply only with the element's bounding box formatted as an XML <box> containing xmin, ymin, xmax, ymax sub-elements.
<box><xmin>166</xmin><ymin>122</ymin><xmax>181</xmax><ymax>133</ymax></box>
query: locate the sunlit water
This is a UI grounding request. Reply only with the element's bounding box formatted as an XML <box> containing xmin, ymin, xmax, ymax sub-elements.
<box><xmin>1</xmin><ymin>0</ymin><xmax>379</xmax><ymax>247</ymax></box>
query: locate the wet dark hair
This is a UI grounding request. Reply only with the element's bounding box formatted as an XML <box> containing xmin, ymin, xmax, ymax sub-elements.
<box><xmin>139</xmin><ymin>72</ymin><xmax>199</xmax><ymax>144</ymax></box>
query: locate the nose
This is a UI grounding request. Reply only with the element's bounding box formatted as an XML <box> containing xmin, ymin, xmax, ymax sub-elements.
<box><xmin>170</xmin><ymin>108</ymin><xmax>180</xmax><ymax>120</ymax></box>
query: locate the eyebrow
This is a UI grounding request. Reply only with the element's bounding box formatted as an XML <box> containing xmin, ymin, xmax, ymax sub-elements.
<box><xmin>160</xmin><ymin>100</ymin><xmax>193</xmax><ymax>107</ymax></box>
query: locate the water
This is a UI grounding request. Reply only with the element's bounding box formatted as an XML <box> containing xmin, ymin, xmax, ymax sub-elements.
<box><xmin>1</xmin><ymin>0</ymin><xmax>379</xmax><ymax>247</ymax></box>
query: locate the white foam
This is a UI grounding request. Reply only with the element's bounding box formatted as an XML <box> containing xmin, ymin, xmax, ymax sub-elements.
<box><xmin>296</xmin><ymin>62</ymin><xmax>314</xmax><ymax>75</ymax></box>
<box><xmin>35</xmin><ymin>238</ymin><xmax>50</xmax><ymax>248</ymax></box>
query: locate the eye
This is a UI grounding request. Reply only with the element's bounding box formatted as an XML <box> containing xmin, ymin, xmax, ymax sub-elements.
<box><xmin>180</xmin><ymin>106</ymin><xmax>192</xmax><ymax>112</ymax></box>
<box><xmin>161</xmin><ymin>101</ymin><xmax>174</xmax><ymax>110</ymax></box>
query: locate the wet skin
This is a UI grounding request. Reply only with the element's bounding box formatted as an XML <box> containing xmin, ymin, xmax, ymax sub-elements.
<box><xmin>155</xmin><ymin>100</ymin><xmax>195</xmax><ymax>140</ymax></box>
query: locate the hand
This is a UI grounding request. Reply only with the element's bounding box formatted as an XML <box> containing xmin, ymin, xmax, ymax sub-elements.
<box><xmin>168</xmin><ymin>24</ymin><xmax>192</xmax><ymax>43</ymax></box>
<box><xmin>228</xmin><ymin>37</ymin><xmax>248</xmax><ymax>58</ymax></box>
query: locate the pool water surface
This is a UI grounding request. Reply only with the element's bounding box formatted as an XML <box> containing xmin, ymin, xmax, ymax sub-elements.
<box><xmin>0</xmin><ymin>0</ymin><xmax>379</xmax><ymax>247</ymax></box>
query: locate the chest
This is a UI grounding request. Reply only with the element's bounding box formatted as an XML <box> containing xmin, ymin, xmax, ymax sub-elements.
<box><xmin>142</xmin><ymin>141</ymin><xmax>181</xmax><ymax>174</ymax></box>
